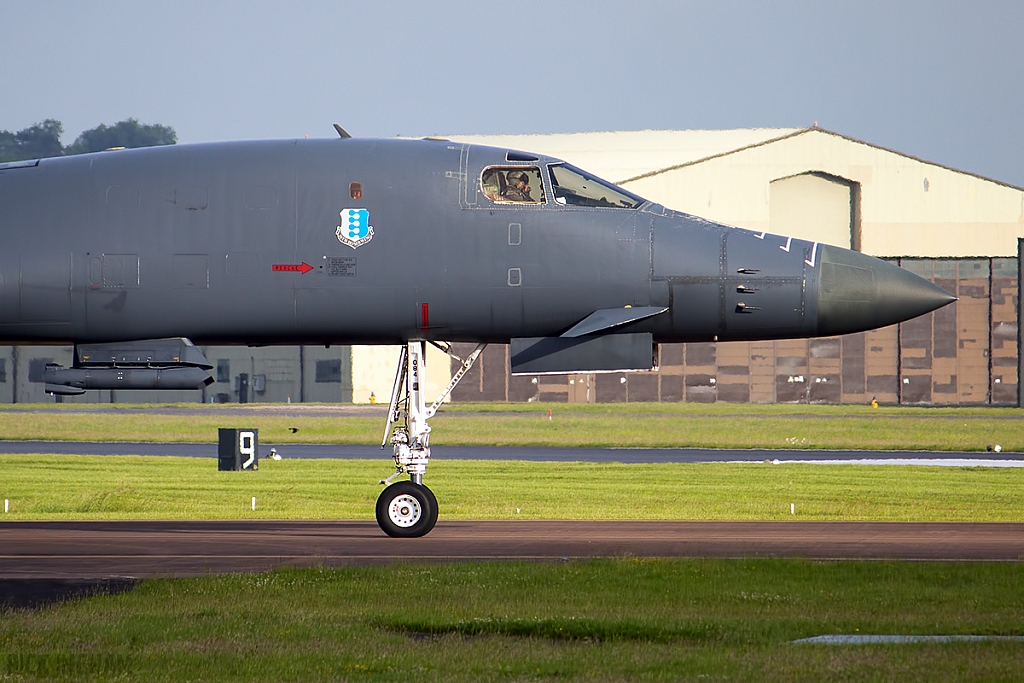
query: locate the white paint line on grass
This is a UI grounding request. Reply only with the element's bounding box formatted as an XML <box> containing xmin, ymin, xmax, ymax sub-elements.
<box><xmin>726</xmin><ymin>459</ymin><xmax>1024</xmax><ymax>468</ymax></box>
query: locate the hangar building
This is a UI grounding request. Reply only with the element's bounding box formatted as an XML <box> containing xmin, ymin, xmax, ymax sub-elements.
<box><xmin>3</xmin><ymin>128</ymin><xmax>1021</xmax><ymax>405</ymax></box>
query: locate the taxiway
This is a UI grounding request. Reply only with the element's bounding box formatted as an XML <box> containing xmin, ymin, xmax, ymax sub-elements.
<box><xmin>0</xmin><ymin>441</ymin><xmax>1020</xmax><ymax>465</ymax></box>
<box><xmin>2</xmin><ymin>520</ymin><xmax>1022</xmax><ymax>581</ymax></box>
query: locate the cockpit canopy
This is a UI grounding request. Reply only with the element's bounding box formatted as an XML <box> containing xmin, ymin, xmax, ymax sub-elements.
<box><xmin>480</xmin><ymin>160</ymin><xmax>644</xmax><ymax>209</ymax></box>
<box><xmin>548</xmin><ymin>163</ymin><xmax>644</xmax><ymax>208</ymax></box>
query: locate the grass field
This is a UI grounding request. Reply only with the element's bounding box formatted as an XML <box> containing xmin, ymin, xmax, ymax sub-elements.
<box><xmin>3</xmin><ymin>560</ymin><xmax>1024</xmax><ymax>682</ymax></box>
<box><xmin>1</xmin><ymin>454</ymin><xmax>1023</xmax><ymax>521</ymax></box>
<box><xmin>0</xmin><ymin>402</ymin><xmax>1022</xmax><ymax>451</ymax></box>
<box><xmin>3</xmin><ymin>404</ymin><xmax>1023</xmax><ymax>680</ymax></box>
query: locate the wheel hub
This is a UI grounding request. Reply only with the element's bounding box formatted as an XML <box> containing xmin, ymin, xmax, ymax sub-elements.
<box><xmin>388</xmin><ymin>494</ymin><xmax>422</xmax><ymax>527</ymax></box>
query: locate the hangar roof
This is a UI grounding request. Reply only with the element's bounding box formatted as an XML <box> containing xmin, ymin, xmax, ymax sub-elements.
<box><xmin>446</xmin><ymin>128</ymin><xmax>802</xmax><ymax>184</ymax></box>
<box><xmin>447</xmin><ymin>128</ymin><xmax>1023</xmax><ymax>191</ymax></box>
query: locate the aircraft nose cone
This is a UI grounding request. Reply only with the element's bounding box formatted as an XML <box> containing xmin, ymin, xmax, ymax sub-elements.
<box><xmin>817</xmin><ymin>245</ymin><xmax>956</xmax><ymax>336</ymax></box>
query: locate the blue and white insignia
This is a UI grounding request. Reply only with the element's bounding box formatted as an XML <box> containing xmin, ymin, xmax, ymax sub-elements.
<box><xmin>336</xmin><ymin>208</ymin><xmax>374</xmax><ymax>249</ymax></box>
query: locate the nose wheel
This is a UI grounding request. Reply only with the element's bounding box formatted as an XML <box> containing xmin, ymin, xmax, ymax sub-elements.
<box><xmin>377</xmin><ymin>341</ymin><xmax>484</xmax><ymax>537</ymax></box>
<box><xmin>375</xmin><ymin>481</ymin><xmax>439</xmax><ymax>537</ymax></box>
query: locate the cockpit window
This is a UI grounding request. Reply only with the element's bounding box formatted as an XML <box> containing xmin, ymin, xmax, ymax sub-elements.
<box><xmin>548</xmin><ymin>163</ymin><xmax>644</xmax><ymax>209</ymax></box>
<box><xmin>481</xmin><ymin>166</ymin><xmax>545</xmax><ymax>204</ymax></box>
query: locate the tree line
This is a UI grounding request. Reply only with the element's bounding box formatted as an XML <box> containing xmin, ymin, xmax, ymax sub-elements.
<box><xmin>0</xmin><ymin>118</ymin><xmax>176</xmax><ymax>163</ymax></box>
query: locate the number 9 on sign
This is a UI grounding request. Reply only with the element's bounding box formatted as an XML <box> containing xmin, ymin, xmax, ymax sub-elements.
<box><xmin>240</xmin><ymin>431</ymin><xmax>257</xmax><ymax>470</ymax></box>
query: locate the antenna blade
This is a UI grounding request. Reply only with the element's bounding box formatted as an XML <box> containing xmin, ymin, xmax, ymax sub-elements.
<box><xmin>333</xmin><ymin>124</ymin><xmax>352</xmax><ymax>139</ymax></box>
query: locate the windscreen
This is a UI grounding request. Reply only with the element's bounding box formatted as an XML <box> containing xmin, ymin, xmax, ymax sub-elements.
<box><xmin>547</xmin><ymin>163</ymin><xmax>644</xmax><ymax>209</ymax></box>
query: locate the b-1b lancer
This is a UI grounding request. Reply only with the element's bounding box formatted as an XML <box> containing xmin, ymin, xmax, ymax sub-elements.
<box><xmin>0</xmin><ymin>128</ymin><xmax>955</xmax><ymax>536</ymax></box>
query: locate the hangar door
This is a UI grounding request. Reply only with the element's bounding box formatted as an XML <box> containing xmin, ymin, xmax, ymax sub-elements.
<box><xmin>769</xmin><ymin>172</ymin><xmax>859</xmax><ymax>250</ymax></box>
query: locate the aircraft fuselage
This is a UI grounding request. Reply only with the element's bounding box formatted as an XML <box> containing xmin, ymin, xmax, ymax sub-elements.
<box><xmin>0</xmin><ymin>137</ymin><xmax>952</xmax><ymax>347</ymax></box>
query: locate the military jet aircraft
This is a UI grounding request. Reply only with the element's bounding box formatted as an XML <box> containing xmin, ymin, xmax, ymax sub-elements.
<box><xmin>0</xmin><ymin>128</ymin><xmax>955</xmax><ymax>536</ymax></box>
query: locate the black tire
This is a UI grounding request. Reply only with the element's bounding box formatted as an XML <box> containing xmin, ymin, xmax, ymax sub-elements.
<box><xmin>375</xmin><ymin>481</ymin><xmax>438</xmax><ymax>538</ymax></box>
<box><xmin>421</xmin><ymin>484</ymin><xmax>439</xmax><ymax>530</ymax></box>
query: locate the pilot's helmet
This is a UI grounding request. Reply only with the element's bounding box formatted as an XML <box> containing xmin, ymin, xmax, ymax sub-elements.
<box><xmin>507</xmin><ymin>171</ymin><xmax>527</xmax><ymax>184</ymax></box>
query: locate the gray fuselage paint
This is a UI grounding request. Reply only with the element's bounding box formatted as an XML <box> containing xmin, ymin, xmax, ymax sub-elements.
<box><xmin>0</xmin><ymin>138</ymin><xmax>951</xmax><ymax>346</ymax></box>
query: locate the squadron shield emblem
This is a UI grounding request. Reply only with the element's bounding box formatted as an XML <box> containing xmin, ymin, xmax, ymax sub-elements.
<box><xmin>336</xmin><ymin>208</ymin><xmax>374</xmax><ymax>249</ymax></box>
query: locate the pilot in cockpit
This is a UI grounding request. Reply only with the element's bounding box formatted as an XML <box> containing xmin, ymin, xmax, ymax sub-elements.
<box><xmin>501</xmin><ymin>171</ymin><xmax>533</xmax><ymax>203</ymax></box>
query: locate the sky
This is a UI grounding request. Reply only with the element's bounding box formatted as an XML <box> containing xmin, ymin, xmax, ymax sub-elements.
<box><xmin>3</xmin><ymin>0</ymin><xmax>1023</xmax><ymax>186</ymax></box>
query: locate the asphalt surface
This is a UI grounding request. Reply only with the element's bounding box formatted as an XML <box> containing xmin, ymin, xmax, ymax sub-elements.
<box><xmin>6</xmin><ymin>519</ymin><xmax>1022</xmax><ymax>608</ymax></box>
<box><xmin>0</xmin><ymin>440</ymin><xmax>1021</xmax><ymax>464</ymax></box>
<box><xmin>2</xmin><ymin>520</ymin><xmax>1023</xmax><ymax>584</ymax></box>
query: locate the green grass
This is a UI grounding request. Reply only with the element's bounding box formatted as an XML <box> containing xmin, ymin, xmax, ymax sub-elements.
<box><xmin>0</xmin><ymin>402</ymin><xmax>1022</xmax><ymax>450</ymax></box>
<box><xmin>3</xmin><ymin>559</ymin><xmax>1024</xmax><ymax>682</ymax></box>
<box><xmin>1</xmin><ymin>454</ymin><xmax>1023</xmax><ymax>521</ymax></box>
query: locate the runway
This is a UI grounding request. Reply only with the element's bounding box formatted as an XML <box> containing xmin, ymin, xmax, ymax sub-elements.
<box><xmin>2</xmin><ymin>520</ymin><xmax>1023</xmax><ymax>582</ymax></box>
<box><xmin>0</xmin><ymin>440</ymin><xmax>1020</xmax><ymax>465</ymax></box>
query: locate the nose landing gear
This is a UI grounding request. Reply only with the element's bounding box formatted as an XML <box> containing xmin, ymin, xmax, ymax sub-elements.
<box><xmin>376</xmin><ymin>341</ymin><xmax>484</xmax><ymax>537</ymax></box>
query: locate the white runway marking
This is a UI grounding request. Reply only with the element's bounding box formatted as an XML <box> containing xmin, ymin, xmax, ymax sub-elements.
<box><xmin>733</xmin><ymin>459</ymin><xmax>1024</xmax><ymax>468</ymax></box>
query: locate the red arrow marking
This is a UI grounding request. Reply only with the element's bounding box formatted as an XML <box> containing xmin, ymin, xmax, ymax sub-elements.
<box><xmin>272</xmin><ymin>262</ymin><xmax>313</xmax><ymax>274</ymax></box>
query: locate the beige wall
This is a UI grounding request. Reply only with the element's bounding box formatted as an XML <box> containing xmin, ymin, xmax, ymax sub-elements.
<box><xmin>351</xmin><ymin>344</ymin><xmax>452</xmax><ymax>405</ymax></box>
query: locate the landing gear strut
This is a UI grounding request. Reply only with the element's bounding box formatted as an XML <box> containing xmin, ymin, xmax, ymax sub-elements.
<box><xmin>376</xmin><ymin>341</ymin><xmax>484</xmax><ymax>537</ymax></box>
